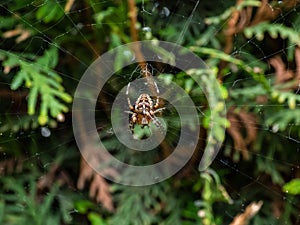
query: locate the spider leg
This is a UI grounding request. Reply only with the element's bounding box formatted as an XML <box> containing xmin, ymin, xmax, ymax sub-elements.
<box><xmin>128</xmin><ymin>113</ymin><xmax>137</xmax><ymax>133</ymax></box>
<box><xmin>153</xmin><ymin>107</ymin><xmax>165</xmax><ymax>114</ymax></box>
<box><xmin>152</xmin><ymin>81</ymin><xmax>161</xmax><ymax>109</ymax></box>
<box><xmin>126</xmin><ymin>83</ymin><xmax>134</xmax><ymax>110</ymax></box>
<box><xmin>124</xmin><ymin>111</ymin><xmax>134</xmax><ymax>114</ymax></box>
<box><xmin>145</xmin><ymin>111</ymin><xmax>164</xmax><ymax>133</ymax></box>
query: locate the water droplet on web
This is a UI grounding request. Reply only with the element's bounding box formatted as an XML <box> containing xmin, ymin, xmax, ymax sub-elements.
<box><xmin>160</xmin><ymin>7</ymin><xmax>170</xmax><ymax>18</ymax></box>
<box><xmin>57</xmin><ymin>113</ymin><xmax>65</xmax><ymax>122</ymax></box>
<box><xmin>272</xmin><ymin>124</ymin><xmax>279</xmax><ymax>133</ymax></box>
<box><xmin>142</xmin><ymin>27</ymin><xmax>152</xmax><ymax>33</ymax></box>
<box><xmin>41</xmin><ymin>127</ymin><xmax>51</xmax><ymax>137</ymax></box>
<box><xmin>123</xmin><ymin>50</ymin><xmax>135</xmax><ymax>61</ymax></box>
<box><xmin>107</xmin><ymin>128</ymin><xmax>114</xmax><ymax>134</ymax></box>
<box><xmin>76</xmin><ymin>23</ymin><xmax>83</xmax><ymax>29</ymax></box>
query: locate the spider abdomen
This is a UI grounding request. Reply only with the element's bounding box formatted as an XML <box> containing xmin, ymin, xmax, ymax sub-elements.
<box><xmin>126</xmin><ymin>82</ymin><xmax>164</xmax><ymax>133</ymax></box>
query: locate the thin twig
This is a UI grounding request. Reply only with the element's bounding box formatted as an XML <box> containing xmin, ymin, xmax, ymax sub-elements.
<box><xmin>127</xmin><ymin>0</ymin><xmax>148</xmax><ymax>75</ymax></box>
<box><xmin>229</xmin><ymin>201</ymin><xmax>263</xmax><ymax>225</ymax></box>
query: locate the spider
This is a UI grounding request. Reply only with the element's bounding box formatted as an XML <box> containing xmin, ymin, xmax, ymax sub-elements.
<box><xmin>125</xmin><ymin>81</ymin><xmax>165</xmax><ymax>134</ymax></box>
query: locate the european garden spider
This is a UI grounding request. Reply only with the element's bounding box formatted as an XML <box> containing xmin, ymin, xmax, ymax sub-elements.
<box><xmin>126</xmin><ymin>81</ymin><xmax>165</xmax><ymax>133</ymax></box>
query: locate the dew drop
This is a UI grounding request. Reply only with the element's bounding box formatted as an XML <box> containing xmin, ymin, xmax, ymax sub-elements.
<box><xmin>41</xmin><ymin>127</ymin><xmax>51</xmax><ymax>137</ymax></box>
<box><xmin>57</xmin><ymin>113</ymin><xmax>65</xmax><ymax>122</ymax></box>
<box><xmin>142</xmin><ymin>26</ymin><xmax>152</xmax><ymax>33</ymax></box>
<box><xmin>160</xmin><ymin>7</ymin><xmax>170</xmax><ymax>18</ymax></box>
<box><xmin>272</xmin><ymin>124</ymin><xmax>279</xmax><ymax>133</ymax></box>
<box><xmin>107</xmin><ymin>128</ymin><xmax>114</xmax><ymax>134</ymax></box>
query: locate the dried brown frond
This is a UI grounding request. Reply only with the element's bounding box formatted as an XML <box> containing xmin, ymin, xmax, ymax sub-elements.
<box><xmin>250</xmin><ymin>0</ymin><xmax>279</xmax><ymax>26</ymax></box>
<box><xmin>230</xmin><ymin>201</ymin><xmax>263</xmax><ymax>225</ymax></box>
<box><xmin>269</xmin><ymin>55</ymin><xmax>293</xmax><ymax>84</ymax></box>
<box><xmin>238</xmin><ymin>111</ymin><xmax>257</xmax><ymax>145</ymax></box>
<box><xmin>64</xmin><ymin>0</ymin><xmax>75</xmax><ymax>13</ymax></box>
<box><xmin>223</xmin><ymin>0</ymin><xmax>244</xmax><ymax>55</ymax></box>
<box><xmin>89</xmin><ymin>173</ymin><xmax>114</xmax><ymax>212</ymax></box>
<box><xmin>220</xmin><ymin>0</ymin><xmax>296</xmax><ymax>78</ymax></box>
<box><xmin>2</xmin><ymin>25</ymin><xmax>32</xmax><ymax>43</ymax></box>
<box><xmin>295</xmin><ymin>47</ymin><xmax>300</xmax><ymax>80</ymax></box>
<box><xmin>0</xmin><ymin>157</ymin><xmax>24</xmax><ymax>175</ymax></box>
<box><xmin>227</xmin><ymin>107</ymin><xmax>258</xmax><ymax>161</ymax></box>
<box><xmin>77</xmin><ymin>158</ymin><xmax>115</xmax><ymax>212</ymax></box>
<box><xmin>270</xmin><ymin>48</ymin><xmax>300</xmax><ymax>90</ymax></box>
<box><xmin>37</xmin><ymin>163</ymin><xmax>74</xmax><ymax>190</ymax></box>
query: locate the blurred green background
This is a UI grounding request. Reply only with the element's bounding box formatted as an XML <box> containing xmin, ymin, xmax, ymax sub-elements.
<box><xmin>0</xmin><ymin>0</ymin><xmax>300</xmax><ymax>224</ymax></box>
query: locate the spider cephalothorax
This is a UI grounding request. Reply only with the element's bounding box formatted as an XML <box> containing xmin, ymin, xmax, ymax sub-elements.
<box><xmin>126</xmin><ymin>82</ymin><xmax>165</xmax><ymax>133</ymax></box>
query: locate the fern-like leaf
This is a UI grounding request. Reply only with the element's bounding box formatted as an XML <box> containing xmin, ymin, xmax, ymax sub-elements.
<box><xmin>0</xmin><ymin>47</ymin><xmax>72</xmax><ymax>125</ymax></box>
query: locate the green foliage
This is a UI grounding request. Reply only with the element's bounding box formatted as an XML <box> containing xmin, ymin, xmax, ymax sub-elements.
<box><xmin>75</xmin><ymin>201</ymin><xmax>108</xmax><ymax>225</ymax></box>
<box><xmin>36</xmin><ymin>0</ymin><xmax>64</xmax><ymax>23</ymax></box>
<box><xmin>193</xmin><ymin>169</ymin><xmax>233</xmax><ymax>225</ymax></box>
<box><xmin>1</xmin><ymin>1</ymin><xmax>300</xmax><ymax>225</ymax></box>
<box><xmin>0</xmin><ymin>176</ymin><xmax>72</xmax><ymax>225</ymax></box>
<box><xmin>0</xmin><ymin>47</ymin><xmax>72</xmax><ymax>125</ymax></box>
<box><xmin>283</xmin><ymin>179</ymin><xmax>300</xmax><ymax>195</ymax></box>
<box><xmin>205</xmin><ymin>1</ymin><xmax>261</xmax><ymax>25</ymax></box>
<box><xmin>244</xmin><ymin>22</ymin><xmax>300</xmax><ymax>45</ymax></box>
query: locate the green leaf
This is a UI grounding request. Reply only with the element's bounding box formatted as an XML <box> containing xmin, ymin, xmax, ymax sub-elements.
<box><xmin>1</xmin><ymin>48</ymin><xmax>72</xmax><ymax>125</ymax></box>
<box><xmin>283</xmin><ymin>179</ymin><xmax>300</xmax><ymax>195</ymax></box>
<box><xmin>244</xmin><ymin>22</ymin><xmax>300</xmax><ymax>46</ymax></box>
<box><xmin>0</xmin><ymin>200</ymin><xmax>4</xmax><ymax>224</ymax></box>
<box><xmin>28</xmin><ymin>86</ymin><xmax>38</xmax><ymax>115</ymax></box>
<box><xmin>11</xmin><ymin>70</ymin><xmax>26</xmax><ymax>90</ymax></box>
<box><xmin>36</xmin><ymin>0</ymin><xmax>64</xmax><ymax>23</ymax></box>
<box><xmin>37</xmin><ymin>47</ymin><xmax>59</xmax><ymax>68</ymax></box>
<box><xmin>74</xmin><ymin>200</ymin><xmax>94</xmax><ymax>214</ymax></box>
<box><xmin>88</xmin><ymin>212</ymin><xmax>107</xmax><ymax>225</ymax></box>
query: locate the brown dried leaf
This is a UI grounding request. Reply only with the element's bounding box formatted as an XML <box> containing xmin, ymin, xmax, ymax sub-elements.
<box><xmin>0</xmin><ymin>158</ymin><xmax>24</xmax><ymax>175</ymax></box>
<box><xmin>230</xmin><ymin>201</ymin><xmax>263</xmax><ymax>225</ymax></box>
<box><xmin>77</xmin><ymin>158</ymin><xmax>94</xmax><ymax>190</ymax></box>
<box><xmin>2</xmin><ymin>26</ymin><xmax>31</xmax><ymax>43</ymax></box>
<box><xmin>89</xmin><ymin>173</ymin><xmax>114</xmax><ymax>212</ymax></box>
<box><xmin>269</xmin><ymin>56</ymin><xmax>293</xmax><ymax>84</ymax></box>
<box><xmin>295</xmin><ymin>47</ymin><xmax>300</xmax><ymax>80</ymax></box>
<box><xmin>77</xmin><ymin>158</ymin><xmax>114</xmax><ymax>212</ymax></box>
<box><xmin>227</xmin><ymin>108</ymin><xmax>258</xmax><ymax>160</ymax></box>
<box><xmin>64</xmin><ymin>0</ymin><xmax>75</xmax><ymax>13</ymax></box>
<box><xmin>251</xmin><ymin>0</ymin><xmax>279</xmax><ymax>26</ymax></box>
<box><xmin>227</xmin><ymin>112</ymin><xmax>249</xmax><ymax>160</ymax></box>
<box><xmin>37</xmin><ymin>163</ymin><xmax>74</xmax><ymax>190</ymax></box>
<box><xmin>238</xmin><ymin>111</ymin><xmax>257</xmax><ymax>145</ymax></box>
<box><xmin>37</xmin><ymin>164</ymin><xmax>59</xmax><ymax>190</ymax></box>
<box><xmin>2</xmin><ymin>28</ymin><xmax>23</xmax><ymax>38</ymax></box>
<box><xmin>15</xmin><ymin>30</ymin><xmax>31</xmax><ymax>43</ymax></box>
